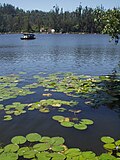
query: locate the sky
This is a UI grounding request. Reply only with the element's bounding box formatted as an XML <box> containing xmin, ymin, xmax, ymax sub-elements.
<box><xmin>0</xmin><ymin>0</ymin><xmax>120</xmax><ymax>12</ymax></box>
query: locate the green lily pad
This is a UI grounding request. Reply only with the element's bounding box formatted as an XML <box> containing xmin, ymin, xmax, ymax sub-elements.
<box><xmin>74</xmin><ymin>123</ymin><xmax>87</xmax><ymax>130</ymax></box>
<box><xmin>40</xmin><ymin>136</ymin><xmax>51</xmax><ymax>143</ymax></box>
<box><xmin>36</xmin><ymin>152</ymin><xmax>51</xmax><ymax>160</ymax></box>
<box><xmin>0</xmin><ymin>152</ymin><xmax>18</xmax><ymax>160</ymax></box>
<box><xmin>23</xmin><ymin>150</ymin><xmax>36</xmax><ymax>159</ymax></box>
<box><xmin>99</xmin><ymin>153</ymin><xmax>117</xmax><ymax>160</ymax></box>
<box><xmin>4</xmin><ymin>144</ymin><xmax>19</xmax><ymax>152</ymax></box>
<box><xmin>65</xmin><ymin>148</ymin><xmax>81</xmax><ymax>157</ymax></box>
<box><xmin>49</xmin><ymin>137</ymin><xmax>65</xmax><ymax>146</ymax></box>
<box><xmin>115</xmin><ymin>140</ymin><xmax>120</xmax><ymax>146</ymax></box>
<box><xmin>60</xmin><ymin>121</ymin><xmax>74</xmax><ymax>127</ymax></box>
<box><xmin>52</xmin><ymin>116</ymin><xmax>65</xmax><ymax>122</ymax></box>
<box><xmin>103</xmin><ymin>143</ymin><xmax>116</xmax><ymax>150</ymax></box>
<box><xmin>11</xmin><ymin>136</ymin><xmax>26</xmax><ymax>144</ymax></box>
<box><xmin>81</xmin><ymin>119</ymin><xmax>94</xmax><ymax>125</ymax></box>
<box><xmin>51</xmin><ymin>145</ymin><xmax>65</xmax><ymax>152</ymax></box>
<box><xmin>101</xmin><ymin>136</ymin><xmax>115</xmax><ymax>144</ymax></box>
<box><xmin>18</xmin><ymin>147</ymin><xmax>30</xmax><ymax>156</ymax></box>
<box><xmin>33</xmin><ymin>143</ymin><xmax>50</xmax><ymax>151</ymax></box>
<box><xmin>50</xmin><ymin>153</ymin><xmax>66</xmax><ymax>160</ymax></box>
<box><xmin>81</xmin><ymin>151</ymin><xmax>96</xmax><ymax>159</ymax></box>
<box><xmin>4</xmin><ymin>115</ymin><xmax>12</xmax><ymax>121</ymax></box>
<box><xmin>26</xmin><ymin>133</ymin><xmax>41</xmax><ymax>142</ymax></box>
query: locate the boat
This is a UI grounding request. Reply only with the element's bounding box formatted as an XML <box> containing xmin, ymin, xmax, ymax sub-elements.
<box><xmin>20</xmin><ymin>33</ymin><xmax>36</xmax><ymax>40</ymax></box>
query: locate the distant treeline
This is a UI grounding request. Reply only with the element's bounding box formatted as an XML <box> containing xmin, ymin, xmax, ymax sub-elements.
<box><xmin>0</xmin><ymin>3</ymin><xmax>120</xmax><ymax>34</ymax></box>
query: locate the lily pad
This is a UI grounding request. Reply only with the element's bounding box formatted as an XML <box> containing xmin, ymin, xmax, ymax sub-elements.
<box><xmin>60</xmin><ymin>121</ymin><xmax>74</xmax><ymax>128</ymax></box>
<box><xmin>40</xmin><ymin>137</ymin><xmax>51</xmax><ymax>143</ymax></box>
<box><xmin>23</xmin><ymin>150</ymin><xmax>36</xmax><ymax>159</ymax></box>
<box><xmin>0</xmin><ymin>152</ymin><xmax>18</xmax><ymax>160</ymax></box>
<box><xmin>26</xmin><ymin>133</ymin><xmax>41</xmax><ymax>142</ymax></box>
<box><xmin>81</xmin><ymin>119</ymin><xmax>94</xmax><ymax>125</ymax></box>
<box><xmin>4</xmin><ymin>144</ymin><xmax>19</xmax><ymax>152</ymax></box>
<box><xmin>74</xmin><ymin>123</ymin><xmax>87</xmax><ymax>130</ymax></box>
<box><xmin>49</xmin><ymin>137</ymin><xmax>65</xmax><ymax>146</ymax></box>
<box><xmin>11</xmin><ymin>136</ymin><xmax>26</xmax><ymax>144</ymax></box>
<box><xmin>101</xmin><ymin>136</ymin><xmax>115</xmax><ymax>144</ymax></box>
<box><xmin>103</xmin><ymin>144</ymin><xmax>116</xmax><ymax>150</ymax></box>
<box><xmin>115</xmin><ymin>140</ymin><xmax>120</xmax><ymax>146</ymax></box>
<box><xmin>33</xmin><ymin>143</ymin><xmax>50</xmax><ymax>151</ymax></box>
<box><xmin>4</xmin><ymin>115</ymin><xmax>12</xmax><ymax>121</ymax></box>
<box><xmin>51</xmin><ymin>145</ymin><xmax>65</xmax><ymax>152</ymax></box>
<box><xmin>52</xmin><ymin>116</ymin><xmax>65</xmax><ymax>122</ymax></box>
<box><xmin>36</xmin><ymin>152</ymin><xmax>51</xmax><ymax>160</ymax></box>
<box><xmin>18</xmin><ymin>147</ymin><xmax>30</xmax><ymax>156</ymax></box>
<box><xmin>99</xmin><ymin>153</ymin><xmax>117</xmax><ymax>160</ymax></box>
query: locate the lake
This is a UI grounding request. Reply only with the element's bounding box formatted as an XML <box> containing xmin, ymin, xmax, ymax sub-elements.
<box><xmin>0</xmin><ymin>33</ymin><xmax>120</xmax><ymax>155</ymax></box>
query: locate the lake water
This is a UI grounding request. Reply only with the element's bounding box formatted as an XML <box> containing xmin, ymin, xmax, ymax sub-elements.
<box><xmin>0</xmin><ymin>33</ymin><xmax>120</xmax><ymax>155</ymax></box>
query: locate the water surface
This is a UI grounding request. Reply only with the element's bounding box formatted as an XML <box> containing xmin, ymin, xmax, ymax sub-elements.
<box><xmin>0</xmin><ymin>34</ymin><xmax>120</xmax><ymax>155</ymax></box>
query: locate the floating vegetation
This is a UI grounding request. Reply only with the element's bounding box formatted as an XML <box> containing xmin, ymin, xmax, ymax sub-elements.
<box><xmin>28</xmin><ymin>99</ymin><xmax>78</xmax><ymax>113</ymax></box>
<box><xmin>1</xmin><ymin>99</ymin><xmax>77</xmax><ymax>121</ymax></box>
<box><xmin>0</xmin><ymin>133</ymin><xmax>119</xmax><ymax>160</ymax></box>
<box><xmin>101</xmin><ymin>136</ymin><xmax>120</xmax><ymax>158</ymax></box>
<box><xmin>0</xmin><ymin>74</ymin><xmax>34</xmax><ymax>102</ymax></box>
<box><xmin>52</xmin><ymin>115</ymin><xmax>94</xmax><ymax>130</ymax></box>
<box><xmin>25</xmin><ymin>72</ymin><xmax>120</xmax><ymax>107</ymax></box>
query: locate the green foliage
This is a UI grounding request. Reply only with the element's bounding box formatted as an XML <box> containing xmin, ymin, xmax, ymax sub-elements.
<box><xmin>52</xmin><ymin>115</ymin><xmax>94</xmax><ymax>130</ymax></box>
<box><xmin>101</xmin><ymin>136</ymin><xmax>120</xmax><ymax>157</ymax></box>
<box><xmin>0</xmin><ymin>133</ymin><xmax>119</xmax><ymax>160</ymax></box>
<box><xmin>0</xmin><ymin>3</ymin><xmax>120</xmax><ymax>36</ymax></box>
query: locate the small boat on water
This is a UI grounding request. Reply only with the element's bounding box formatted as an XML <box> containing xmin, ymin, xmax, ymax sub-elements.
<box><xmin>20</xmin><ymin>33</ymin><xmax>36</xmax><ymax>40</ymax></box>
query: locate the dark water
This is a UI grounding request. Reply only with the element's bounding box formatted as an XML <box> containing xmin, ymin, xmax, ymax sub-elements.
<box><xmin>0</xmin><ymin>33</ymin><xmax>120</xmax><ymax>155</ymax></box>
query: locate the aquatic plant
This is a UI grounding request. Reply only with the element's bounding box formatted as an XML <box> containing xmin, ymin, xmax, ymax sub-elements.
<box><xmin>101</xmin><ymin>136</ymin><xmax>120</xmax><ymax>158</ymax></box>
<box><xmin>0</xmin><ymin>133</ymin><xmax>119</xmax><ymax>160</ymax></box>
<box><xmin>1</xmin><ymin>99</ymin><xmax>77</xmax><ymax>121</ymax></box>
<box><xmin>52</xmin><ymin>115</ymin><xmax>94</xmax><ymax>130</ymax></box>
<box><xmin>0</xmin><ymin>74</ymin><xmax>34</xmax><ymax>102</ymax></box>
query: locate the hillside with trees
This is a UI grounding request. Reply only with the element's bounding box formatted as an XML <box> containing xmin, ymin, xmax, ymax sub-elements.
<box><xmin>0</xmin><ymin>3</ymin><xmax>120</xmax><ymax>38</ymax></box>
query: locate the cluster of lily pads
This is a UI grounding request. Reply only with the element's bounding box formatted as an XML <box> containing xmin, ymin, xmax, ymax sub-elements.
<box><xmin>1</xmin><ymin>99</ymin><xmax>77</xmax><ymax>121</ymax></box>
<box><xmin>101</xmin><ymin>136</ymin><xmax>120</xmax><ymax>157</ymax></box>
<box><xmin>0</xmin><ymin>74</ymin><xmax>34</xmax><ymax>102</ymax></box>
<box><xmin>52</xmin><ymin>115</ymin><xmax>94</xmax><ymax>130</ymax></box>
<box><xmin>22</xmin><ymin>72</ymin><xmax>120</xmax><ymax>106</ymax></box>
<box><xmin>0</xmin><ymin>133</ymin><xmax>119</xmax><ymax>160</ymax></box>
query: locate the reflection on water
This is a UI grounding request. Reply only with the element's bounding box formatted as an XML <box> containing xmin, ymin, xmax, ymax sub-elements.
<box><xmin>0</xmin><ymin>34</ymin><xmax>120</xmax><ymax>76</ymax></box>
<box><xmin>0</xmin><ymin>34</ymin><xmax>120</xmax><ymax>155</ymax></box>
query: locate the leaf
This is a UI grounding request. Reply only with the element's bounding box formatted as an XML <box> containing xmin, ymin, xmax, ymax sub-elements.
<box><xmin>52</xmin><ymin>116</ymin><xmax>65</xmax><ymax>122</ymax></box>
<box><xmin>115</xmin><ymin>140</ymin><xmax>120</xmax><ymax>146</ymax></box>
<box><xmin>49</xmin><ymin>137</ymin><xmax>65</xmax><ymax>146</ymax></box>
<box><xmin>18</xmin><ymin>147</ymin><xmax>30</xmax><ymax>156</ymax></box>
<box><xmin>4</xmin><ymin>115</ymin><xmax>12</xmax><ymax>121</ymax></box>
<box><xmin>103</xmin><ymin>143</ymin><xmax>116</xmax><ymax>150</ymax></box>
<box><xmin>26</xmin><ymin>133</ymin><xmax>41</xmax><ymax>142</ymax></box>
<box><xmin>60</xmin><ymin>121</ymin><xmax>74</xmax><ymax>128</ymax></box>
<box><xmin>4</xmin><ymin>144</ymin><xmax>19</xmax><ymax>152</ymax></box>
<box><xmin>99</xmin><ymin>153</ymin><xmax>117</xmax><ymax>160</ymax></box>
<box><xmin>74</xmin><ymin>123</ymin><xmax>87</xmax><ymax>130</ymax></box>
<box><xmin>33</xmin><ymin>143</ymin><xmax>50</xmax><ymax>151</ymax></box>
<box><xmin>23</xmin><ymin>150</ymin><xmax>36</xmax><ymax>159</ymax></box>
<box><xmin>51</xmin><ymin>145</ymin><xmax>65</xmax><ymax>152</ymax></box>
<box><xmin>81</xmin><ymin>119</ymin><xmax>94</xmax><ymax>125</ymax></box>
<box><xmin>0</xmin><ymin>152</ymin><xmax>18</xmax><ymax>160</ymax></box>
<box><xmin>101</xmin><ymin>136</ymin><xmax>115</xmax><ymax>144</ymax></box>
<box><xmin>11</xmin><ymin>136</ymin><xmax>26</xmax><ymax>144</ymax></box>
